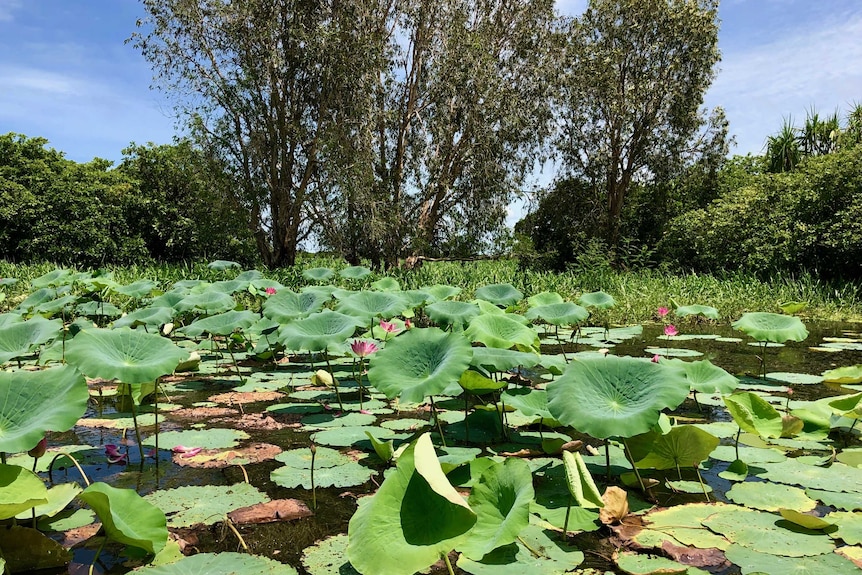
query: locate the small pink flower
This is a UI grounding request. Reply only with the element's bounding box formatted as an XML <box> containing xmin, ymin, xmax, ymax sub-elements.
<box><xmin>651</xmin><ymin>354</ymin><xmax>661</xmax><ymax>363</ymax></box>
<box><xmin>360</xmin><ymin>409</ymin><xmax>372</xmax><ymax>415</ymax></box>
<box><xmin>657</xmin><ymin>307</ymin><xmax>669</xmax><ymax>318</ymax></box>
<box><xmin>351</xmin><ymin>339</ymin><xmax>379</xmax><ymax>358</ymax></box>
<box><xmin>172</xmin><ymin>445</ymin><xmax>202</xmax><ymax>458</ymax></box>
<box><xmin>787</xmin><ymin>388</ymin><xmax>794</xmax><ymax>396</ymax></box>
<box><xmin>379</xmin><ymin>320</ymin><xmax>400</xmax><ymax>334</ymax></box>
<box><xmin>105</xmin><ymin>444</ymin><xmax>128</xmax><ymax>464</ymax></box>
<box><xmin>664</xmin><ymin>324</ymin><xmax>678</xmax><ymax>337</ymax></box>
<box><xmin>145</xmin><ymin>448</ymin><xmax>158</xmax><ymax>459</ymax></box>
<box><xmin>265</xmin><ymin>287</ymin><xmax>276</xmax><ymax>295</ymax></box>
<box><xmin>405</xmin><ymin>319</ymin><xmax>412</xmax><ymax>330</ymax></box>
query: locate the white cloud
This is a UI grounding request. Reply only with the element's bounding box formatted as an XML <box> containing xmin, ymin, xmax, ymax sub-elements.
<box><xmin>0</xmin><ymin>66</ymin><xmax>84</xmax><ymax>96</ymax></box>
<box><xmin>0</xmin><ymin>0</ymin><xmax>21</xmax><ymax>22</ymax></box>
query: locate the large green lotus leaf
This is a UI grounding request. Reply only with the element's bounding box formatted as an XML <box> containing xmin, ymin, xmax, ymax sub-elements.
<box><xmin>175</xmin><ymin>291</ymin><xmax>236</xmax><ymax>314</ymax></box>
<box><xmin>149</xmin><ymin>290</ymin><xmax>188</xmax><ymax>310</ymax></box>
<box><xmin>547</xmin><ymin>356</ymin><xmax>689</xmax><ymax>439</ymax></box>
<box><xmin>470</xmin><ymin>347</ymin><xmax>541</xmax><ymax>373</ymax></box>
<box><xmin>422</xmin><ymin>284</ymin><xmax>462</xmax><ymax>302</ymax></box>
<box><xmin>144</xmin><ymin>483</ymin><xmax>268</xmax><ymax>528</ymax></box>
<box><xmin>79</xmin><ymin>482</ymin><xmax>167</xmax><ymax>554</ymax></box>
<box><xmin>312</xmin><ymin>426</ymin><xmax>395</xmax><ymax>448</ymax></box>
<box><xmin>367</xmin><ymin>327</ymin><xmax>473</xmax><ymax>404</ymax></box>
<box><xmin>113</xmin><ymin>279</ymin><xmax>158</xmax><ymax>299</ymax></box>
<box><xmin>562</xmin><ymin>450</ymin><xmax>604</xmax><ymax>509</ymax></box>
<box><xmin>302</xmin><ymin>534</ymin><xmax>360</xmax><ymax>575</ymax></box>
<box><xmin>371</xmin><ymin>277</ymin><xmax>401</xmax><ymax>291</ymax></box>
<box><xmin>279</xmin><ymin>311</ymin><xmax>363</xmax><ymax>352</ymax></box>
<box><xmin>76</xmin><ymin>300</ymin><xmax>123</xmax><ymax>318</ymax></box>
<box><xmin>766</xmin><ymin>371</ymin><xmax>824</xmax><ymax>385</ymax></box>
<box><xmin>0</xmin><ymin>526</ymin><xmax>72</xmax><ymax>572</ymax></box>
<box><xmin>527</xmin><ymin>291</ymin><xmax>564</xmax><ymax>307</ymax></box>
<box><xmin>501</xmin><ymin>388</ymin><xmax>551</xmax><ymax>420</ymax></box>
<box><xmin>0</xmin><ymin>365</ymin><xmax>88</xmax><ymax>453</ymax></box>
<box><xmin>15</xmin><ymin>287</ymin><xmax>58</xmax><ymax>313</ymax></box>
<box><xmin>180</xmin><ymin>310</ymin><xmax>258</xmax><ymax>337</ymax></box>
<box><xmin>263</xmin><ymin>289</ymin><xmax>328</xmax><ymax>323</ymax></box>
<box><xmin>675</xmin><ymin>304</ymin><xmax>720</xmax><ymax>319</ymax></box>
<box><xmin>206</xmin><ymin>260</ymin><xmax>241</xmax><ymax>270</ymax></box>
<box><xmin>723</xmin><ymin>392</ymin><xmax>784</xmax><ymax>439</ymax></box>
<box><xmin>474</xmin><ymin>283</ymin><xmax>523</xmax><ymax>307</ymax></box>
<box><xmin>276</xmin><ymin>446</ymin><xmax>352</xmax><ymax>469</ymax></box>
<box><xmin>426</xmin><ymin>300</ymin><xmax>481</xmax><ymax>329</ymax></box>
<box><xmin>143</xmin><ymin>428</ymin><xmax>249</xmax><ymax>450</ymax></box>
<box><xmin>113</xmin><ymin>307</ymin><xmax>175</xmax><ymax>329</ymax></box>
<box><xmin>822</xmin><ymin>365</ymin><xmax>862</xmax><ymax>384</ymax></box>
<box><xmin>732</xmin><ymin>312</ymin><xmax>808</xmax><ymax>343</ymax></box>
<box><xmin>725</xmin><ymin>544</ymin><xmax>858</xmax><ymax>575</ymax></box>
<box><xmin>754</xmin><ymin>459</ymin><xmax>862</xmax><ymax>492</ymax></box>
<box><xmin>725</xmin><ymin>482</ymin><xmax>816</xmax><ymax>512</ymax></box>
<box><xmin>0</xmin><ymin>312</ymin><xmax>23</xmax><ymax>328</ymax></box>
<box><xmin>33</xmin><ymin>294</ymin><xmax>79</xmax><ymax>316</ymax></box>
<box><xmin>806</xmin><ymin>489</ymin><xmax>862</xmax><ymax>511</ymax></box>
<box><xmin>829</xmin><ymin>393</ymin><xmax>862</xmax><ymax>419</ymax></box>
<box><xmin>65</xmin><ymin>327</ymin><xmax>187</xmax><ymax>384</ymax></box>
<box><xmin>577</xmin><ymin>291</ymin><xmax>615</xmax><ymax>309</ymax></box>
<box><xmin>339</xmin><ymin>266</ymin><xmax>371</xmax><ymax>280</ymax></box>
<box><xmin>0</xmin><ymin>464</ymin><xmax>48</xmax><ymax>519</ymax></box>
<box><xmin>465</xmin><ymin>314</ymin><xmax>539</xmax><ymax>350</ymax></box>
<box><xmin>15</xmin><ymin>482</ymin><xmax>81</xmax><ymax>520</ymax></box>
<box><xmin>336</xmin><ymin>291</ymin><xmax>407</xmax><ymax>325</ymax></box>
<box><xmin>460</xmin><ymin>370</ymin><xmax>507</xmax><ymax>394</ymax></box>
<box><xmin>827</xmin><ymin>511</ymin><xmax>862</xmax><ymax>545</ymax></box>
<box><xmin>641</xmin><ymin>502</ymin><xmax>735</xmax><ymax>550</ymax></box>
<box><xmin>525</xmin><ymin>303</ymin><xmax>589</xmax><ymax>326</ymax></box>
<box><xmin>634</xmin><ymin>425</ymin><xmax>719</xmax><ymax>470</ymax></box>
<box><xmin>459</xmin><ymin>458</ymin><xmax>534</xmax><ymax>560</ymax></box>
<box><xmin>271</xmin><ymin>460</ymin><xmax>375</xmax><ymax>489</ymax></box>
<box><xmin>134</xmin><ymin>552</ymin><xmax>298</xmax><ymax>575</ymax></box>
<box><xmin>676</xmin><ymin>359</ymin><xmax>739</xmax><ymax>394</ymax></box>
<box><xmin>615</xmin><ymin>552</ymin><xmax>703</xmax><ymax>575</ymax></box>
<box><xmin>347</xmin><ymin>434</ymin><xmax>476</xmax><ymax>575</ymax></box>
<box><xmin>0</xmin><ymin>316</ymin><xmax>62</xmax><ymax>363</ymax></box>
<box><xmin>205</xmin><ymin>279</ymin><xmax>248</xmax><ymax>294</ymax></box>
<box><xmin>702</xmin><ymin>507</ymin><xmax>834</xmax><ymax>557</ymax></box>
<box><xmin>303</xmin><ymin>267</ymin><xmax>335</xmax><ymax>282</ymax></box>
<box><xmin>456</xmin><ymin>523</ymin><xmax>584</xmax><ymax>575</ymax></box>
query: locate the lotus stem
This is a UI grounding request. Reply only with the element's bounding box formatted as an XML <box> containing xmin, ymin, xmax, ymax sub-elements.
<box><xmin>734</xmin><ymin>427</ymin><xmax>741</xmax><ymax>461</ymax></box>
<box><xmin>310</xmin><ymin>441</ymin><xmax>317</xmax><ymax>511</ymax></box>
<box><xmin>694</xmin><ymin>464</ymin><xmax>710</xmax><ymax>502</ymax></box>
<box><xmin>430</xmin><ymin>396</ymin><xmax>447</xmax><ymax>448</ymax></box>
<box><xmin>223</xmin><ymin>516</ymin><xmax>249</xmax><ymax>552</ymax></box>
<box><xmin>224</xmin><ymin>337</ymin><xmax>245</xmax><ymax>384</ymax></box>
<box><xmin>0</xmin><ymin>452</ymin><xmax>5</xmax><ymax>465</ymax></box>
<box><xmin>129</xmin><ymin>399</ymin><xmax>145</xmax><ymax>463</ymax></box>
<box><xmin>48</xmin><ymin>452</ymin><xmax>90</xmax><ymax>486</ymax></box>
<box><xmin>88</xmin><ymin>536</ymin><xmax>107</xmax><ymax>575</ymax></box>
<box><xmin>464</xmin><ymin>393</ymin><xmax>470</xmax><ymax>443</ymax></box>
<box><xmin>442</xmin><ymin>552</ymin><xmax>455</xmax><ymax>575</ymax></box>
<box><xmin>563</xmin><ymin>492</ymin><xmax>572</xmax><ymax>537</ymax></box>
<box><xmin>324</xmin><ymin>355</ymin><xmax>344</xmax><ymax>412</ymax></box>
<box><xmin>236</xmin><ymin>464</ymin><xmax>249</xmax><ymax>484</ymax></box>
<box><xmin>154</xmin><ymin>380</ymin><xmax>160</xmax><ymax>471</ymax></box>
<box><xmin>604</xmin><ymin>441</ymin><xmax>611</xmax><ymax>482</ymax></box>
<box><xmin>622</xmin><ymin>439</ymin><xmax>647</xmax><ymax>493</ymax></box>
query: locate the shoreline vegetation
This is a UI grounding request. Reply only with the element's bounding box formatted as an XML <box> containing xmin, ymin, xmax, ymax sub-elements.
<box><xmin>2</xmin><ymin>259</ymin><xmax>861</xmax><ymax>324</ymax></box>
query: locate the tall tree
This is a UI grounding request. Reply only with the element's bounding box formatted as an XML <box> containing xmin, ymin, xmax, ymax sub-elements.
<box><xmin>132</xmin><ymin>0</ymin><xmax>378</xmax><ymax>266</ymax></box>
<box><xmin>555</xmin><ymin>0</ymin><xmax>721</xmax><ymax>249</ymax></box>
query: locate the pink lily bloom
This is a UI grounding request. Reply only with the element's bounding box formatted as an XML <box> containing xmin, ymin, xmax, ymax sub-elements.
<box><xmin>351</xmin><ymin>339</ymin><xmax>379</xmax><ymax>358</ymax></box>
<box><xmin>664</xmin><ymin>324</ymin><xmax>678</xmax><ymax>337</ymax></box>
<box><xmin>405</xmin><ymin>319</ymin><xmax>412</xmax><ymax>330</ymax></box>
<box><xmin>265</xmin><ymin>287</ymin><xmax>276</xmax><ymax>295</ymax></box>
<box><xmin>657</xmin><ymin>307</ymin><xmax>669</xmax><ymax>318</ymax></box>
<box><xmin>172</xmin><ymin>445</ymin><xmax>203</xmax><ymax>458</ymax></box>
<box><xmin>651</xmin><ymin>354</ymin><xmax>661</xmax><ymax>363</ymax></box>
<box><xmin>359</xmin><ymin>409</ymin><xmax>372</xmax><ymax>415</ymax></box>
<box><xmin>379</xmin><ymin>320</ymin><xmax>400</xmax><ymax>334</ymax></box>
<box><xmin>105</xmin><ymin>444</ymin><xmax>128</xmax><ymax>464</ymax></box>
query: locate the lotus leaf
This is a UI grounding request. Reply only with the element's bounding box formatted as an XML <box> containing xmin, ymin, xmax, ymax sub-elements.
<box><xmin>65</xmin><ymin>327</ymin><xmax>187</xmax><ymax>384</ymax></box>
<box><xmin>778</xmin><ymin>508</ymin><xmax>833</xmax><ymax>530</ymax></box>
<box><xmin>641</xmin><ymin>502</ymin><xmax>734</xmax><ymax>550</ymax></box>
<box><xmin>0</xmin><ymin>464</ymin><xmax>48</xmax><ymax>520</ymax></box>
<box><xmin>263</xmin><ymin>289</ymin><xmax>328</xmax><ymax>323</ymax></box>
<box><xmin>145</xmin><ymin>483</ymin><xmax>268</xmax><ymax>528</ymax></box>
<box><xmin>457</xmin><ymin>523</ymin><xmax>584</xmax><ymax>575</ymax></box>
<box><xmin>527</xmin><ymin>291</ymin><xmax>564</xmax><ymax>307</ymax></box>
<box><xmin>175</xmin><ymin>291</ymin><xmax>237</xmax><ymax>314</ymax></box>
<box><xmin>470</xmin><ymin>347</ymin><xmax>541</xmax><ymax>372</ymax></box>
<box><xmin>732</xmin><ymin>312</ymin><xmax>808</xmax><ymax>343</ymax></box>
<box><xmin>702</xmin><ymin>507</ymin><xmax>834</xmax><ymax>557</ymax></box>
<box><xmin>422</xmin><ymin>284</ymin><xmax>462</xmax><ymax>302</ymax></box>
<box><xmin>0</xmin><ymin>316</ymin><xmax>62</xmax><ymax>363</ymax></box>
<box><xmin>460</xmin><ymin>370</ymin><xmax>507</xmax><ymax>394</ymax></box>
<box><xmin>31</xmin><ymin>268</ymin><xmax>74</xmax><ymax>288</ymax></box>
<box><xmin>0</xmin><ymin>526</ymin><xmax>72</xmax><ymax>572</ymax></box>
<box><xmin>180</xmin><ymin>310</ymin><xmax>258</xmax><ymax>337</ymax></box>
<box><xmin>563</xmin><ymin>450</ymin><xmax>604</xmax><ymax>509</ymax></box>
<box><xmin>806</xmin><ymin>489</ymin><xmax>862</xmax><ymax>511</ymax></box>
<box><xmin>724</xmin><ymin>392</ymin><xmax>784</xmax><ymax>439</ymax></box>
<box><xmin>368</xmin><ymin>327</ymin><xmax>473</xmax><ymax>403</ymax></box>
<box><xmin>829</xmin><ymin>393</ymin><xmax>862</xmax><ymax>419</ymax></box>
<box><xmin>547</xmin><ymin>355</ymin><xmax>689</xmax><ymax>439</ymax></box>
<box><xmin>207</xmin><ymin>260</ymin><xmax>241</xmax><ymax>270</ymax></box>
<box><xmin>634</xmin><ymin>425</ymin><xmax>719</xmax><ymax>470</ymax></box>
<box><xmin>15</xmin><ymin>287</ymin><xmax>58</xmax><ymax>313</ymax></box>
<box><xmin>367</xmin><ymin>277</ymin><xmax>398</xmax><ymax>291</ymax></box>
<box><xmin>426</xmin><ymin>300</ymin><xmax>481</xmax><ymax>329</ymax></box>
<box><xmin>301</xmin><ymin>267</ymin><xmax>334</xmax><ymax>282</ymax></box>
<box><xmin>302</xmin><ymin>534</ymin><xmax>360</xmax><ymax>575</ymax></box>
<box><xmin>526</xmin><ymin>302</ymin><xmax>590</xmax><ymax>327</ymax></box>
<box><xmin>677</xmin><ymin>359</ymin><xmax>739</xmax><ymax>393</ymax></box>
<box><xmin>279</xmin><ymin>311</ymin><xmax>363</xmax><ymax>352</ymax></box>
<box><xmin>312</xmin><ymin>425</ymin><xmax>395</xmax><ymax>448</ymax></box>
<box><xmin>674</xmin><ymin>304</ymin><xmax>720</xmax><ymax>319</ymax></box>
<box><xmin>465</xmin><ymin>314</ymin><xmax>539</xmax><ymax>350</ymax></box>
<box><xmin>474</xmin><ymin>283</ymin><xmax>523</xmax><ymax>307</ymax></box>
<box><xmin>347</xmin><ymin>434</ymin><xmax>476</xmax><ymax>575</ymax></box>
<box><xmin>79</xmin><ymin>482</ymin><xmax>168</xmax><ymax>554</ymax></box>
<box><xmin>114</xmin><ymin>279</ymin><xmax>158</xmax><ymax>298</ymax></box>
<box><xmin>615</xmin><ymin>552</ymin><xmax>703</xmax><ymax>575</ymax></box>
<box><xmin>766</xmin><ymin>371</ymin><xmax>824</xmax><ymax>385</ymax></box>
<box><xmin>113</xmin><ymin>307</ymin><xmax>175</xmax><ymax>329</ymax></box>
<box><xmin>144</xmin><ymin>428</ymin><xmax>249</xmax><ymax>450</ymax></box>
<box><xmin>725</xmin><ymin>482</ymin><xmax>816</xmax><ymax>512</ymax></box>
<box><xmin>724</xmin><ymin>544</ymin><xmax>858</xmax><ymax>575</ymax></box>
<box><xmin>138</xmin><ymin>552</ymin><xmax>299</xmax><ymax>574</ymax></box>
<box><xmin>336</xmin><ymin>291</ymin><xmax>407</xmax><ymax>325</ymax></box>
<box><xmin>822</xmin><ymin>365</ymin><xmax>862</xmax><ymax>384</ymax></box>
<box><xmin>501</xmin><ymin>388</ymin><xmax>551</xmax><ymax>420</ymax></box>
<box><xmin>0</xmin><ymin>365</ymin><xmax>88</xmax><ymax>453</ymax></box>
<box><xmin>272</xmin><ymin>459</ymin><xmax>375</xmax><ymax>489</ymax></box>
<box><xmin>338</xmin><ymin>266</ymin><xmax>371</xmax><ymax>280</ymax></box>
<box><xmin>206</xmin><ymin>279</ymin><xmax>248</xmax><ymax>294</ymax></box>
<box><xmin>14</xmin><ymin>482</ymin><xmax>81</xmax><ymax>520</ymax></box>
<box><xmin>577</xmin><ymin>291</ymin><xmax>615</xmax><ymax>309</ymax></box>
<box><xmin>826</xmin><ymin>511</ymin><xmax>862</xmax><ymax>545</ymax></box>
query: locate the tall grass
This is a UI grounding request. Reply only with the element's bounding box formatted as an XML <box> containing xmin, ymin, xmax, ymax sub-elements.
<box><xmin>2</xmin><ymin>258</ymin><xmax>861</xmax><ymax>324</ymax></box>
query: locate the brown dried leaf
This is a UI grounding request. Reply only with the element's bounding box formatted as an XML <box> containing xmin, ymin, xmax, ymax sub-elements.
<box><xmin>661</xmin><ymin>540</ymin><xmax>729</xmax><ymax>569</ymax></box>
<box><xmin>227</xmin><ymin>499</ymin><xmax>313</xmax><ymax>525</ymax></box>
<box><xmin>599</xmin><ymin>486</ymin><xmax>629</xmax><ymax>525</ymax></box>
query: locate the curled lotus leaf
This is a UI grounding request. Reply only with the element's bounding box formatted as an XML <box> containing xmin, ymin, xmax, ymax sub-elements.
<box><xmin>278</xmin><ymin>311</ymin><xmax>364</xmax><ymax>353</ymax></box>
<box><xmin>473</xmin><ymin>283</ymin><xmax>523</xmax><ymax>307</ymax></box>
<box><xmin>175</xmin><ymin>291</ymin><xmax>236</xmax><ymax>315</ymax></box>
<box><xmin>347</xmin><ymin>434</ymin><xmax>476</xmax><ymax>575</ymax></box>
<box><xmin>822</xmin><ymin>365</ymin><xmax>862</xmax><ymax>384</ymax></box>
<box><xmin>0</xmin><ymin>316</ymin><xmax>62</xmax><ymax>364</ymax></box>
<box><xmin>633</xmin><ymin>425</ymin><xmax>720</xmax><ymax>471</ymax></box>
<box><xmin>264</xmin><ymin>289</ymin><xmax>328</xmax><ymax>322</ymax></box>
<box><xmin>368</xmin><ymin>327</ymin><xmax>473</xmax><ymax>403</ymax></box>
<box><xmin>336</xmin><ymin>291</ymin><xmax>407</xmax><ymax>326</ymax></box>
<box><xmin>676</xmin><ymin>359</ymin><xmax>739</xmax><ymax>393</ymax></box>
<box><xmin>422</xmin><ymin>284</ymin><xmax>462</xmax><ymax>302</ymax></box>
<box><xmin>723</xmin><ymin>392</ymin><xmax>784</xmax><ymax>439</ymax></box>
<box><xmin>525</xmin><ymin>302</ymin><xmax>589</xmax><ymax>326</ymax></box>
<box><xmin>339</xmin><ymin>266</ymin><xmax>371</xmax><ymax>280</ymax></box>
<box><xmin>577</xmin><ymin>291</ymin><xmax>615</xmax><ymax>309</ymax></box>
<box><xmin>829</xmin><ymin>393</ymin><xmax>862</xmax><ymax>419</ymax></box>
<box><xmin>79</xmin><ymin>482</ymin><xmax>167</xmax><ymax>554</ymax></box>
<box><xmin>731</xmin><ymin>312</ymin><xmax>808</xmax><ymax>343</ymax></box>
<box><xmin>0</xmin><ymin>464</ymin><xmax>48</xmax><ymax>520</ymax></box>
<box><xmin>425</xmin><ymin>300</ymin><xmax>481</xmax><ymax>329</ymax></box>
<box><xmin>180</xmin><ymin>310</ymin><xmax>258</xmax><ymax>337</ymax></box>
<box><xmin>65</xmin><ymin>327</ymin><xmax>188</xmax><ymax>384</ymax></box>
<box><xmin>675</xmin><ymin>304</ymin><xmax>720</xmax><ymax>319</ymax></box>
<box><xmin>207</xmin><ymin>260</ymin><xmax>241</xmax><ymax>270</ymax></box>
<box><xmin>527</xmin><ymin>291</ymin><xmax>564</xmax><ymax>307</ymax></box>
<box><xmin>465</xmin><ymin>314</ymin><xmax>539</xmax><ymax>350</ymax></box>
<box><xmin>547</xmin><ymin>355</ymin><xmax>689</xmax><ymax>439</ymax></box>
<box><xmin>303</xmin><ymin>267</ymin><xmax>335</xmax><ymax>282</ymax></box>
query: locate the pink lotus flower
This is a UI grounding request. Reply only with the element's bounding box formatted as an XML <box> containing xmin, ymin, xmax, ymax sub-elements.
<box><xmin>351</xmin><ymin>339</ymin><xmax>379</xmax><ymax>358</ymax></box>
<box><xmin>105</xmin><ymin>444</ymin><xmax>128</xmax><ymax>464</ymax></box>
<box><xmin>265</xmin><ymin>287</ymin><xmax>276</xmax><ymax>295</ymax></box>
<box><xmin>651</xmin><ymin>354</ymin><xmax>661</xmax><ymax>363</ymax></box>
<box><xmin>379</xmin><ymin>320</ymin><xmax>400</xmax><ymax>334</ymax></box>
<box><xmin>657</xmin><ymin>307</ymin><xmax>669</xmax><ymax>318</ymax></box>
<box><xmin>664</xmin><ymin>324</ymin><xmax>678</xmax><ymax>337</ymax></box>
<box><xmin>145</xmin><ymin>448</ymin><xmax>158</xmax><ymax>459</ymax></box>
<box><xmin>405</xmin><ymin>319</ymin><xmax>412</xmax><ymax>330</ymax></box>
<box><xmin>172</xmin><ymin>445</ymin><xmax>202</xmax><ymax>458</ymax></box>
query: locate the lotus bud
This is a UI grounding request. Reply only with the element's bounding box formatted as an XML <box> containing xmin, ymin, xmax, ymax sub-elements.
<box><xmin>309</xmin><ymin>441</ymin><xmax>317</xmax><ymax>455</ymax></box>
<box><xmin>28</xmin><ymin>436</ymin><xmax>48</xmax><ymax>458</ymax></box>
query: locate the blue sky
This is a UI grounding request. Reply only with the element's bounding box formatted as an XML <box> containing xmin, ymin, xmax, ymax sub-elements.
<box><xmin>1</xmin><ymin>0</ymin><xmax>860</xmax><ymax>168</ymax></box>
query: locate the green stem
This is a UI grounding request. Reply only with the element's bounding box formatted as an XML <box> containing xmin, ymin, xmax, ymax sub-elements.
<box><xmin>325</xmin><ymin>355</ymin><xmax>344</xmax><ymax>412</ymax></box>
<box><xmin>225</xmin><ymin>338</ymin><xmax>245</xmax><ymax>384</ymax></box>
<box><xmin>622</xmin><ymin>438</ymin><xmax>647</xmax><ymax>493</ymax></box>
<box><xmin>129</xmin><ymin>399</ymin><xmax>145</xmax><ymax>463</ymax></box>
<box><xmin>310</xmin><ymin>445</ymin><xmax>317</xmax><ymax>511</ymax></box>
<box><xmin>694</xmin><ymin>464</ymin><xmax>710</xmax><ymax>502</ymax></box>
<box><xmin>430</xmin><ymin>396</ymin><xmax>447</xmax><ymax>448</ymax></box>
<box><xmin>734</xmin><ymin>427</ymin><xmax>741</xmax><ymax>461</ymax></box>
<box><xmin>88</xmin><ymin>536</ymin><xmax>107</xmax><ymax>575</ymax></box>
<box><xmin>563</xmin><ymin>492</ymin><xmax>572</xmax><ymax>536</ymax></box>
<box><xmin>48</xmin><ymin>453</ymin><xmax>90</xmax><ymax>486</ymax></box>
<box><xmin>442</xmin><ymin>552</ymin><xmax>455</xmax><ymax>575</ymax></box>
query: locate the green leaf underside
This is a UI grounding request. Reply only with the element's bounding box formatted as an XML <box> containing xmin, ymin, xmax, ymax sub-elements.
<box><xmin>79</xmin><ymin>482</ymin><xmax>168</xmax><ymax>554</ymax></box>
<box><xmin>732</xmin><ymin>312</ymin><xmax>809</xmax><ymax>343</ymax></box>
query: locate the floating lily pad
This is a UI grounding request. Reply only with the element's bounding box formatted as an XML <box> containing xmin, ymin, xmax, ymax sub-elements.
<box><xmin>642</xmin><ymin>502</ymin><xmax>734</xmax><ymax>550</ymax></box>
<box><xmin>702</xmin><ymin>507</ymin><xmax>835</xmax><ymax>557</ymax></box>
<box><xmin>272</xmin><ymin>459</ymin><xmax>374</xmax><ymax>489</ymax></box>
<box><xmin>301</xmin><ymin>412</ymin><xmax>377</xmax><ymax>429</ymax></box>
<box><xmin>806</xmin><ymin>489</ymin><xmax>862</xmax><ymax>511</ymax></box>
<box><xmin>312</xmin><ymin>426</ymin><xmax>395</xmax><ymax>448</ymax></box>
<box><xmin>828</xmin><ymin>511</ymin><xmax>862</xmax><ymax>545</ymax></box>
<box><xmin>301</xmin><ymin>534</ymin><xmax>360</xmax><ymax>575</ymax></box>
<box><xmin>457</xmin><ymin>524</ymin><xmax>585</xmax><ymax>574</ymax></box>
<box><xmin>144</xmin><ymin>428</ymin><xmax>249</xmax><ymax>450</ymax></box>
<box><xmin>645</xmin><ymin>347</ymin><xmax>704</xmax><ymax>358</ymax></box>
<box><xmin>755</xmin><ymin>460</ymin><xmax>862</xmax><ymax>492</ymax></box>
<box><xmin>145</xmin><ymin>483</ymin><xmax>269</xmax><ymax>527</ymax></box>
<box><xmin>766</xmin><ymin>372</ymin><xmax>824</xmax><ymax>385</ymax></box>
<box><xmin>724</xmin><ymin>544</ymin><xmax>858</xmax><ymax>575</ymax></box>
<box><xmin>134</xmin><ymin>552</ymin><xmax>298</xmax><ymax>574</ymax></box>
<box><xmin>725</xmin><ymin>482</ymin><xmax>816</xmax><ymax>512</ymax></box>
<box><xmin>616</xmin><ymin>551</ymin><xmax>704</xmax><ymax>575</ymax></box>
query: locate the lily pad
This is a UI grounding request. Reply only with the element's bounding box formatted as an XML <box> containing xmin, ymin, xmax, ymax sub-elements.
<box><xmin>725</xmin><ymin>482</ymin><xmax>816</xmax><ymax>512</ymax></box>
<box><xmin>702</xmin><ymin>507</ymin><xmax>834</xmax><ymax>557</ymax></box>
<box><xmin>133</xmin><ymin>552</ymin><xmax>298</xmax><ymax>574</ymax></box>
<box><xmin>144</xmin><ymin>428</ymin><xmax>249</xmax><ymax>450</ymax></box>
<box><xmin>457</xmin><ymin>524</ymin><xmax>585</xmax><ymax>574</ymax></box>
<box><xmin>675</xmin><ymin>304</ymin><xmax>720</xmax><ymax>320</ymax></box>
<box><xmin>301</xmin><ymin>534</ymin><xmax>360</xmax><ymax>575</ymax></box>
<box><xmin>732</xmin><ymin>312</ymin><xmax>808</xmax><ymax>343</ymax></box>
<box><xmin>465</xmin><ymin>314</ymin><xmax>539</xmax><ymax>350</ymax></box>
<box><xmin>724</xmin><ymin>544</ymin><xmax>858</xmax><ymax>574</ymax></box>
<box><xmin>822</xmin><ymin>365</ymin><xmax>862</xmax><ymax>384</ymax></box>
<box><xmin>474</xmin><ymin>283</ymin><xmax>523</xmax><ymax>307</ymax></box>
<box><xmin>144</xmin><ymin>483</ymin><xmax>269</xmax><ymax>527</ymax></box>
